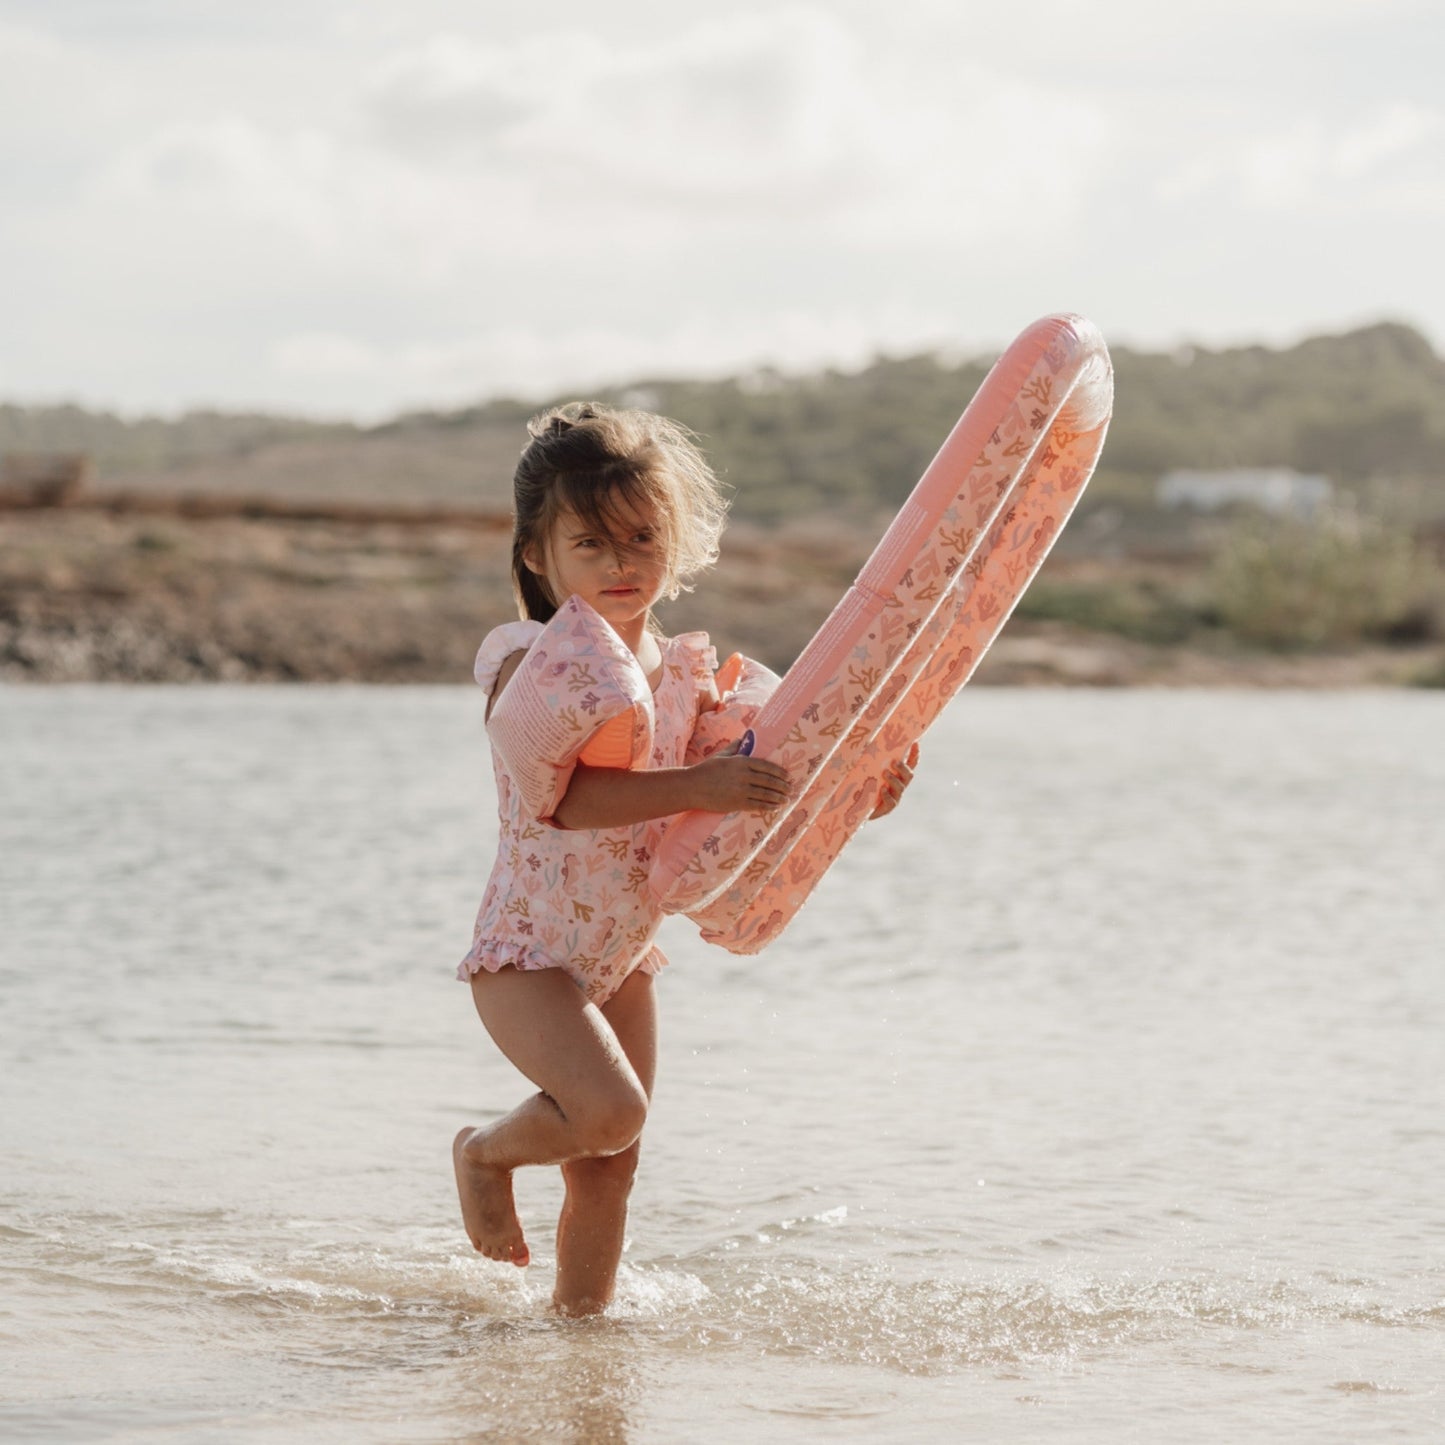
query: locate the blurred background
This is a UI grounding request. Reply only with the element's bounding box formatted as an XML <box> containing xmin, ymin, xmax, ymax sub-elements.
<box><xmin>2</xmin><ymin>0</ymin><xmax>1443</xmax><ymax>684</ymax></box>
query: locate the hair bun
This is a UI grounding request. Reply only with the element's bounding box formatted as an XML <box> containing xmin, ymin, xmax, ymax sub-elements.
<box><xmin>527</xmin><ymin>403</ymin><xmax>602</xmax><ymax>443</ymax></box>
<box><xmin>527</xmin><ymin>415</ymin><xmax>571</xmax><ymax>442</ymax></box>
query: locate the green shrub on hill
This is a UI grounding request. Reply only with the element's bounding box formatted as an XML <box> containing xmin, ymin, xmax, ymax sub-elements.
<box><xmin>1208</xmin><ymin>507</ymin><xmax>1442</xmax><ymax>650</ymax></box>
<box><xmin>1015</xmin><ymin>575</ymin><xmax>1214</xmax><ymax>646</ymax></box>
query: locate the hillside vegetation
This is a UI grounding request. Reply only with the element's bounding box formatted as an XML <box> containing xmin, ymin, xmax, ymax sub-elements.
<box><xmin>4</xmin><ymin>321</ymin><xmax>1443</xmax><ymax>524</ymax></box>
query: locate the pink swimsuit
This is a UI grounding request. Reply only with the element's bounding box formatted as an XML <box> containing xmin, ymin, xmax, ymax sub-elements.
<box><xmin>458</xmin><ymin>620</ymin><xmax>716</xmax><ymax>1005</ymax></box>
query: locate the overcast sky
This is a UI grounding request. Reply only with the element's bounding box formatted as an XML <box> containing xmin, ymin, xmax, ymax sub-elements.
<box><xmin>3</xmin><ymin>0</ymin><xmax>1442</xmax><ymax>419</ymax></box>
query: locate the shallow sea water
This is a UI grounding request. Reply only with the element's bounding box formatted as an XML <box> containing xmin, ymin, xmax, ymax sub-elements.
<box><xmin>2</xmin><ymin>685</ymin><xmax>1442</xmax><ymax>1442</ymax></box>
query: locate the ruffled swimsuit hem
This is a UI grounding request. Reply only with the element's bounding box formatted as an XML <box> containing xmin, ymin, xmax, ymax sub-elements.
<box><xmin>457</xmin><ymin>938</ymin><xmax>668</xmax><ymax>1003</ymax></box>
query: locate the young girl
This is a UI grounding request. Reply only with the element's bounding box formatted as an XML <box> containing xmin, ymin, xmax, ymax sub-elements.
<box><xmin>453</xmin><ymin>402</ymin><xmax>914</xmax><ymax>1316</ymax></box>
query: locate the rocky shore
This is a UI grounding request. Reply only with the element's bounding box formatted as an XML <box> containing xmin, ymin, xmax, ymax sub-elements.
<box><xmin>2</xmin><ymin>508</ymin><xmax>1440</xmax><ymax>687</ymax></box>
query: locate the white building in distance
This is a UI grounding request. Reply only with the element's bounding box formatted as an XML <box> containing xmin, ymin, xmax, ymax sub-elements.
<box><xmin>1157</xmin><ymin>468</ymin><xmax>1333</xmax><ymax>519</ymax></box>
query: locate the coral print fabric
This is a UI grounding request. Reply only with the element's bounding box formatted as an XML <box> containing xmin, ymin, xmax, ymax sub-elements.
<box><xmin>458</xmin><ymin>612</ymin><xmax>716</xmax><ymax>1005</ymax></box>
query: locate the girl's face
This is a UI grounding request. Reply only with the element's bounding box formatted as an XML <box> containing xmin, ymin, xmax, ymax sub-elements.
<box><xmin>524</xmin><ymin>493</ymin><xmax>669</xmax><ymax>637</ymax></box>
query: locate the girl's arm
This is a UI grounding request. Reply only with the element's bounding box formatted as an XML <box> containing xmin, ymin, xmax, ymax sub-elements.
<box><xmin>553</xmin><ymin>752</ymin><xmax>791</xmax><ymax>831</ymax></box>
<box><xmin>485</xmin><ymin>650</ymin><xmax>529</xmax><ymax>724</ymax></box>
<box><xmin>488</xmin><ymin>648</ymin><xmax>791</xmax><ymax>830</ymax></box>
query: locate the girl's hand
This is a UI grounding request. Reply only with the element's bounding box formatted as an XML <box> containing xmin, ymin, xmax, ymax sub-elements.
<box><xmin>697</xmin><ymin>674</ymin><xmax>723</xmax><ymax>714</ymax></box>
<box><xmin>687</xmin><ymin>744</ymin><xmax>792</xmax><ymax>814</ymax></box>
<box><xmin>870</xmin><ymin>742</ymin><xmax>920</xmax><ymax>820</ymax></box>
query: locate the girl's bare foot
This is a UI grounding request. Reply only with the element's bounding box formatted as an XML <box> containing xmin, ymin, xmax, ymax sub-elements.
<box><xmin>453</xmin><ymin>1127</ymin><xmax>530</xmax><ymax>1266</ymax></box>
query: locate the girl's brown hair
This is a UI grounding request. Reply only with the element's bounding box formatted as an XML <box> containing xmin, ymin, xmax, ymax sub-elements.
<box><xmin>510</xmin><ymin>401</ymin><xmax>728</xmax><ymax>623</ymax></box>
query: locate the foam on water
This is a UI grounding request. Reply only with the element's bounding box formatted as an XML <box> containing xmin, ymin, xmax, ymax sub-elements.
<box><xmin>11</xmin><ymin>1200</ymin><xmax>1442</xmax><ymax>1359</ymax></box>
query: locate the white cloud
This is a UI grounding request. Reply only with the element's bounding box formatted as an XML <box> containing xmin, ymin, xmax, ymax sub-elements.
<box><xmin>272</xmin><ymin>332</ymin><xmax>382</xmax><ymax>378</ymax></box>
<box><xmin>36</xmin><ymin>4</ymin><xmax>1112</xmax><ymax>316</ymax></box>
<box><xmin>362</xmin><ymin>10</ymin><xmax>879</xmax><ymax>215</ymax></box>
<box><xmin>1336</xmin><ymin>104</ymin><xmax>1443</xmax><ymax>177</ymax></box>
<box><xmin>102</xmin><ymin>117</ymin><xmax>343</xmax><ymax>245</ymax></box>
<box><xmin>0</xmin><ymin>14</ymin><xmax>62</xmax><ymax>59</ymax></box>
<box><xmin>269</xmin><ymin>303</ymin><xmax>954</xmax><ymax>418</ymax></box>
<box><xmin>557</xmin><ymin>9</ymin><xmax>874</xmax><ymax>209</ymax></box>
<box><xmin>359</xmin><ymin>9</ymin><xmax>1110</xmax><ymax>237</ymax></box>
<box><xmin>1159</xmin><ymin>102</ymin><xmax>1445</xmax><ymax>216</ymax></box>
<box><xmin>364</xmin><ymin>31</ymin><xmax>575</xmax><ymax>155</ymax></box>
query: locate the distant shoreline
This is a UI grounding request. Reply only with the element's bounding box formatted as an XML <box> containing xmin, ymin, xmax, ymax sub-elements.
<box><xmin>4</xmin><ymin>509</ymin><xmax>1440</xmax><ymax>689</ymax></box>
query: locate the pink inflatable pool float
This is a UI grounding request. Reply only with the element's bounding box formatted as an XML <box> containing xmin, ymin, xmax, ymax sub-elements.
<box><xmin>652</xmin><ymin>312</ymin><xmax>1115</xmax><ymax>953</ymax></box>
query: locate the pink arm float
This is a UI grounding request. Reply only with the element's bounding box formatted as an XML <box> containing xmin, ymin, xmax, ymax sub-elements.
<box><xmin>484</xmin><ymin>596</ymin><xmax>656</xmax><ymax>821</ymax></box>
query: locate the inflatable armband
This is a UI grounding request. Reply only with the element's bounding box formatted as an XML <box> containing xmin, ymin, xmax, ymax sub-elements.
<box><xmin>486</xmin><ymin>595</ymin><xmax>655</xmax><ymax>820</ymax></box>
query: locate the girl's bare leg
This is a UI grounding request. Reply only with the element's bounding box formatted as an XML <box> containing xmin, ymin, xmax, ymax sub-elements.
<box><xmin>553</xmin><ymin>969</ymin><xmax>657</xmax><ymax>1316</ymax></box>
<box><xmin>454</xmin><ymin>966</ymin><xmax>649</xmax><ymax>1268</ymax></box>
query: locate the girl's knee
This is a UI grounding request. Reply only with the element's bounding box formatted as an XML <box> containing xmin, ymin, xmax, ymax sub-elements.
<box><xmin>575</xmin><ymin>1086</ymin><xmax>647</xmax><ymax>1158</ymax></box>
